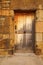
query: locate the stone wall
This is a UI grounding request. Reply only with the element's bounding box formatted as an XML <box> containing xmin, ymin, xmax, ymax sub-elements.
<box><xmin>35</xmin><ymin>5</ymin><xmax>43</xmax><ymax>55</ymax></box>
<box><xmin>0</xmin><ymin>0</ymin><xmax>43</xmax><ymax>55</ymax></box>
<box><xmin>10</xmin><ymin>0</ymin><xmax>43</xmax><ymax>10</ymax></box>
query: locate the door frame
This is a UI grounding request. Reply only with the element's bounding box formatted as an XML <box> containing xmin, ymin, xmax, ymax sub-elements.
<box><xmin>14</xmin><ymin>10</ymin><xmax>36</xmax><ymax>53</ymax></box>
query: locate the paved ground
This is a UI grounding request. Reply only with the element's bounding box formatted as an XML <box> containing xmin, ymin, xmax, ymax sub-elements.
<box><xmin>0</xmin><ymin>56</ymin><xmax>5</xmax><ymax>65</ymax></box>
<box><xmin>0</xmin><ymin>53</ymin><xmax>43</xmax><ymax>65</ymax></box>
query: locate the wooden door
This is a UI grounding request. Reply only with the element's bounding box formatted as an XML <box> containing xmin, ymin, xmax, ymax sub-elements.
<box><xmin>14</xmin><ymin>12</ymin><xmax>35</xmax><ymax>52</ymax></box>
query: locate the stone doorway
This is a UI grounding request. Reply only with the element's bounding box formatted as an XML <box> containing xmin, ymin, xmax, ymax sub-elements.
<box><xmin>14</xmin><ymin>10</ymin><xmax>35</xmax><ymax>53</ymax></box>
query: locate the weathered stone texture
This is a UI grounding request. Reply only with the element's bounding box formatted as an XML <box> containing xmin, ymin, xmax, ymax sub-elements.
<box><xmin>36</xmin><ymin>22</ymin><xmax>43</xmax><ymax>32</ymax></box>
<box><xmin>10</xmin><ymin>0</ymin><xmax>43</xmax><ymax>10</ymax></box>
